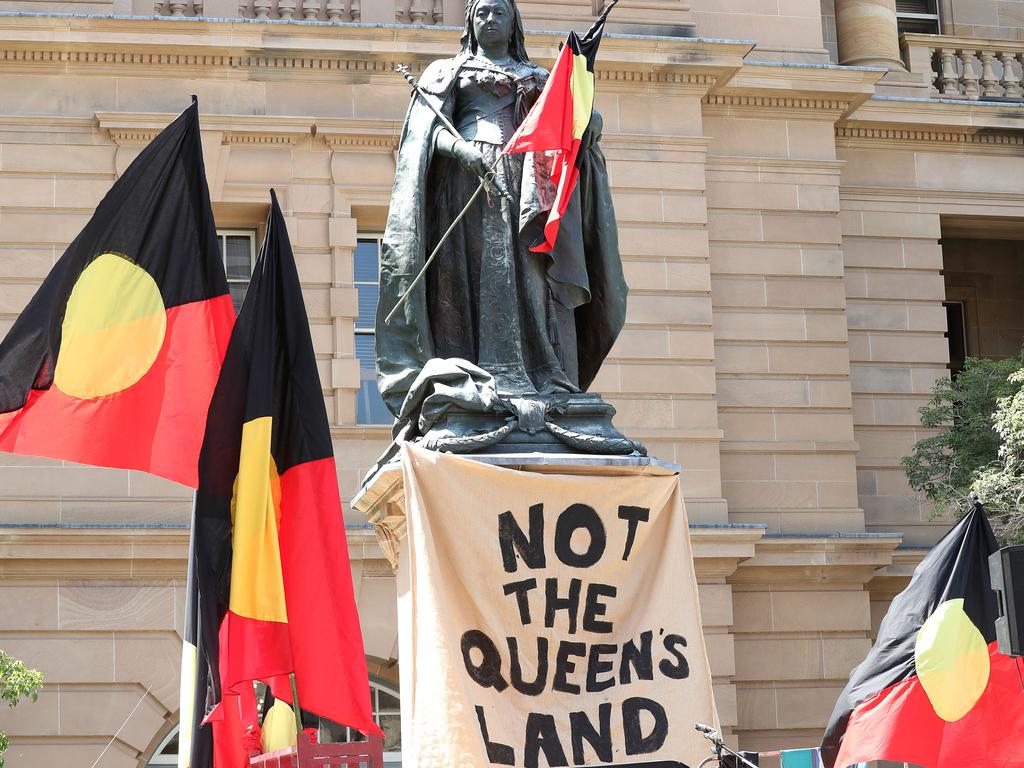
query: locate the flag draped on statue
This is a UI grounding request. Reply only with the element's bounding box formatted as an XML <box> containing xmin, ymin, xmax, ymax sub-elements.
<box><xmin>181</xmin><ymin>191</ymin><xmax>380</xmax><ymax>768</ymax></box>
<box><xmin>503</xmin><ymin>0</ymin><xmax>618</xmax><ymax>253</ymax></box>
<box><xmin>821</xmin><ymin>502</ymin><xmax>1024</xmax><ymax>768</ymax></box>
<box><xmin>0</xmin><ymin>102</ymin><xmax>234</xmax><ymax>488</ymax></box>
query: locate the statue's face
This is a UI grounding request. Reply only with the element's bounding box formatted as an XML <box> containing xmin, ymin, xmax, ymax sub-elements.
<box><xmin>472</xmin><ymin>0</ymin><xmax>513</xmax><ymax>51</ymax></box>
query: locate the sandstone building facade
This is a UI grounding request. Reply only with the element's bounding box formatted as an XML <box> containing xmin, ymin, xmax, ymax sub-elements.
<box><xmin>0</xmin><ymin>0</ymin><xmax>1023</xmax><ymax>765</ymax></box>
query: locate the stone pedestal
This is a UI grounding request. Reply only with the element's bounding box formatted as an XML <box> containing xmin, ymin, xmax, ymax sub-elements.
<box><xmin>835</xmin><ymin>0</ymin><xmax>905</xmax><ymax>70</ymax></box>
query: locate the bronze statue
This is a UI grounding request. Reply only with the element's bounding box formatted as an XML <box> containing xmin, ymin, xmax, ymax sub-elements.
<box><xmin>374</xmin><ymin>0</ymin><xmax>641</xmax><ymax>456</ymax></box>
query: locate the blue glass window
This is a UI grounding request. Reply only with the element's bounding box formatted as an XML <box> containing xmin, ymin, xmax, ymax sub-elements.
<box><xmin>354</xmin><ymin>237</ymin><xmax>392</xmax><ymax>425</ymax></box>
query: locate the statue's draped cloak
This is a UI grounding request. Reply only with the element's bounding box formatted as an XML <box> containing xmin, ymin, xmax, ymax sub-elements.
<box><xmin>376</xmin><ymin>53</ymin><xmax>627</xmax><ymax>420</ymax></box>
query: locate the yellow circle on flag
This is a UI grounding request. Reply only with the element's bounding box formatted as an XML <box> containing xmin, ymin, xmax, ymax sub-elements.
<box><xmin>54</xmin><ymin>252</ymin><xmax>167</xmax><ymax>399</ymax></box>
<box><xmin>914</xmin><ymin>597</ymin><xmax>990</xmax><ymax>722</ymax></box>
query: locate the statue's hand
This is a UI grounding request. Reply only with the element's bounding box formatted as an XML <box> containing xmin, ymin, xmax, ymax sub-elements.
<box><xmin>453</xmin><ymin>140</ymin><xmax>489</xmax><ymax>179</ymax></box>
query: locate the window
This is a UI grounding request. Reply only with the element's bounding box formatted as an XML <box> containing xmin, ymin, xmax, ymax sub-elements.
<box><xmin>145</xmin><ymin>727</ymin><xmax>179</xmax><ymax>766</ymax></box>
<box><xmin>144</xmin><ymin>679</ymin><xmax>402</xmax><ymax>767</ymax></box>
<box><xmin>354</xmin><ymin>236</ymin><xmax>393</xmax><ymax>425</ymax></box>
<box><xmin>896</xmin><ymin>0</ymin><xmax>940</xmax><ymax>35</ymax></box>
<box><xmin>217</xmin><ymin>229</ymin><xmax>257</xmax><ymax>313</ymax></box>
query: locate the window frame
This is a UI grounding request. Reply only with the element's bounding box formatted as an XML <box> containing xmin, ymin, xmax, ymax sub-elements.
<box><xmin>896</xmin><ymin>0</ymin><xmax>940</xmax><ymax>35</ymax></box>
<box><xmin>145</xmin><ymin>726</ymin><xmax>180</xmax><ymax>766</ymax></box>
<box><xmin>217</xmin><ymin>228</ymin><xmax>258</xmax><ymax>312</ymax></box>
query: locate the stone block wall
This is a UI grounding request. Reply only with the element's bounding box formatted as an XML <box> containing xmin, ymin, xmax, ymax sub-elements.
<box><xmin>839</xmin><ymin>198</ymin><xmax>949</xmax><ymax>546</ymax></box>
<box><xmin>704</xmin><ymin>94</ymin><xmax>863</xmax><ymax>536</ymax></box>
<box><xmin>941</xmin><ymin>0</ymin><xmax>1024</xmax><ymax>40</ymax></box>
<box><xmin>687</xmin><ymin>0</ymin><xmax>830</xmax><ymax>60</ymax></box>
<box><xmin>0</xmin><ymin>530</ymin><xmax>186</xmax><ymax>767</ymax></box>
<box><xmin>729</xmin><ymin>534</ymin><xmax>899</xmax><ymax>753</ymax></box>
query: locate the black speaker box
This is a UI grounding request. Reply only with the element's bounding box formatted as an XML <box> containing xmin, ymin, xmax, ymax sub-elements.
<box><xmin>989</xmin><ymin>545</ymin><xmax>1024</xmax><ymax>657</ymax></box>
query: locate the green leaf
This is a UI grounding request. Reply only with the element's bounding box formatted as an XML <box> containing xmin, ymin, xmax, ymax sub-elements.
<box><xmin>0</xmin><ymin>649</ymin><xmax>45</xmax><ymax>768</ymax></box>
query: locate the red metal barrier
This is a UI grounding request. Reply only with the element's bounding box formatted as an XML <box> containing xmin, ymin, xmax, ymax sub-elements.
<box><xmin>249</xmin><ymin>735</ymin><xmax>384</xmax><ymax>768</ymax></box>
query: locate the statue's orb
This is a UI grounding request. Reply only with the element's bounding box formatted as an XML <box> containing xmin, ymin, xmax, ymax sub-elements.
<box><xmin>914</xmin><ymin>597</ymin><xmax>990</xmax><ymax>722</ymax></box>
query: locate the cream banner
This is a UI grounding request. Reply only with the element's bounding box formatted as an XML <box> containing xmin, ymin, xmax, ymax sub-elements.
<box><xmin>397</xmin><ymin>444</ymin><xmax>718</xmax><ymax>768</ymax></box>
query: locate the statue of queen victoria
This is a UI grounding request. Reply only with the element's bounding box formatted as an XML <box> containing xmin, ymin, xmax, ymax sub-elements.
<box><xmin>374</xmin><ymin>0</ymin><xmax>642</xmax><ymax>456</ymax></box>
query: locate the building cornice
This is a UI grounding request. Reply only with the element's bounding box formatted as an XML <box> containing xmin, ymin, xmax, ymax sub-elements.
<box><xmin>704</xmin><ymin>62</ymin><xmax>883</xmax><ymax>121</ymax></box>
<box><xmin>841</xmin><ymin>185</ymin><xmax>1024</xmax><ymax>206</ymax></box>
<box><xmin>841</xmin><ymin>93</ymin><xmax>1024</xmax><ymax>147</ymax></box>
<box><xmin>835</xmin><ymin>121</ymin><xmax>1024</xmax><ymax>154</ymax></box>
<box><xmin>96</xmin><ymin>111</ymin><xmax>316</xmax><ymax>145</ymax></box>
<box><xmin>703</xmin><ymin>93</ymin><xmax>855</xmax><ymax>121</ymax></box>
<box><xmin>0</xmin><ymin>15</ymin><xmax>750</xmax><ymax>94</ymax></box>
<box><xmin>0</xmin><ymin>524</ymin><xmax>390</xmax><ymax>578</ymax></box>
<box><xmin>317</xmin><ymin>118</ymin><xmax>401</xmax><ymax>151</ymax></box>
<box><xmin>731</xmin><ymin>533</ymin><xmax>904</xmax><ymax>584</ymax></box>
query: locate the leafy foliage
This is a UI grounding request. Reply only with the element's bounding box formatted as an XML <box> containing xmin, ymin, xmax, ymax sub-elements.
<box><xmin>0</xmin><ymin>650</ymin><xmax>44</xmax><ymax>768</ymax></box>
<box><xmin>901</xmin><ymin>350</ymin><xmax>1024</xmax><ymax>518</ymax></box>
<box><xmin>972</xmin><ymin>368</ymin><xmax>1024</xmax><ymax>542</ymax></box>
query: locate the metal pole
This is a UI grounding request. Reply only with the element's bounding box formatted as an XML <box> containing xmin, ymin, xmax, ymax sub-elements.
<box><xmin>289</xmin><ymin>673</ymin><xmax>303</xmax><ymax>737</ymax></box>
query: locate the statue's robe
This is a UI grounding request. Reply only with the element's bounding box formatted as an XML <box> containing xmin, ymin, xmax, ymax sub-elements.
<box><xmin>375</xmin><ymin>52</ymin><xmax>627</xmax><ymax>436</ymax></box>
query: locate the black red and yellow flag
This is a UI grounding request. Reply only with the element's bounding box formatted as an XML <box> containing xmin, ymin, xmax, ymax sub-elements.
<box><xmin>182</xmin><ymin>191</ymin><xmax>380</xmax><ymax>768</ymax></box>
<box><xmin>821</xmin><ymin>502</ymin><xmax>1024</xmax><ymax>768</ymax></box>
<box><xmin>503</xmin><ymin>0</ymin><xmax>618</xmax><ymax>253</ymax></box>
<box><xmin>0</xmin><ymin>102</ymin><xmax>234</xmax><ymax>488</ymax></box>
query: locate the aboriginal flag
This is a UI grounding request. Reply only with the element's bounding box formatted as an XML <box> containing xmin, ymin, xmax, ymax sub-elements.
<box><xmin>0</xmin><ymin>102</ymin><xmax>234</xmax><ymax>488</ymax></box>
<box><xmin>503</xmin><ymin>0</ymin><xmax>618</xmax><ymax>253</ymax></box>
<box><xmin>821</xmin><ymin>502</ymin><xmax>1024</xmax><ymax>768</ymax></box>
<box><xmin>182</xmin><ymin>191</ymin><xmax>380</xmax><ymax>768</ymax></box>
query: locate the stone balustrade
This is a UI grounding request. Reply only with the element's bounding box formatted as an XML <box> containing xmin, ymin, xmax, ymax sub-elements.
<box><xmin>394</xmin><ymin>0</ymin><xmax>444</xmax><ymax>23</ymax></box>
<box><xmin>153</xmin><ymin>0</ymin><xmax>448</xmax><ymax>23</ymax></box>
<box><xmin>152</xmin><ymin>0</ymin><xmax>448</xmax><ymax>21</ymax></box>
<box><xmin>155</xmin><ymin>0</ymin><xmax>366</xmax><ymax>21</ymax></box>
<box><xmin>150</xmin><ymin>0</ymin><xmax>694</xmax><ymax>35</ymax></box>
<box><xmin>902</xmin><ymin>33</ymin><xmax>1024</xmax><ymax>101</ymax></box>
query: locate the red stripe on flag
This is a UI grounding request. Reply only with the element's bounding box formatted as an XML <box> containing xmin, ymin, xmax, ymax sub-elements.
<box><xmin>204</xmin><ymin>683</ymin><xmax>259</xmax><ymax>768</ymax></box>
<box><xmin>0</xmin><ymin>294</ymin><xmax>233</xmax><ymax>488</ymax></box>
<box><xmin>219</xmin><ymin>609</ymin><xmax>294</xmax><ymax>696</ymax></box>
<box><xmin>835</xmin><ymin>642</ymin><xmax>1024</xmax><ymax>768</ymax></box>
<box><xmin>212</xmin><ymin>457</ymin><xmax>380</xmax><ymax>736</ymax></box>
<box><xmin>279</xmin><ymin>456</ymin><xmax>382</xmax><ymax>736</ymax></box>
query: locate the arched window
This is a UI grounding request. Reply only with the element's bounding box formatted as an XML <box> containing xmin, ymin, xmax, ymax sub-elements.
<box><xmin>146</xmin><ymin>679</ymin><xmax>401</xmax><ymax>767</ymax></box>
<box><xmin>145</xmin><ymin>726</ymin><xmax>179</xmax><ymax>766</ymax></box>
